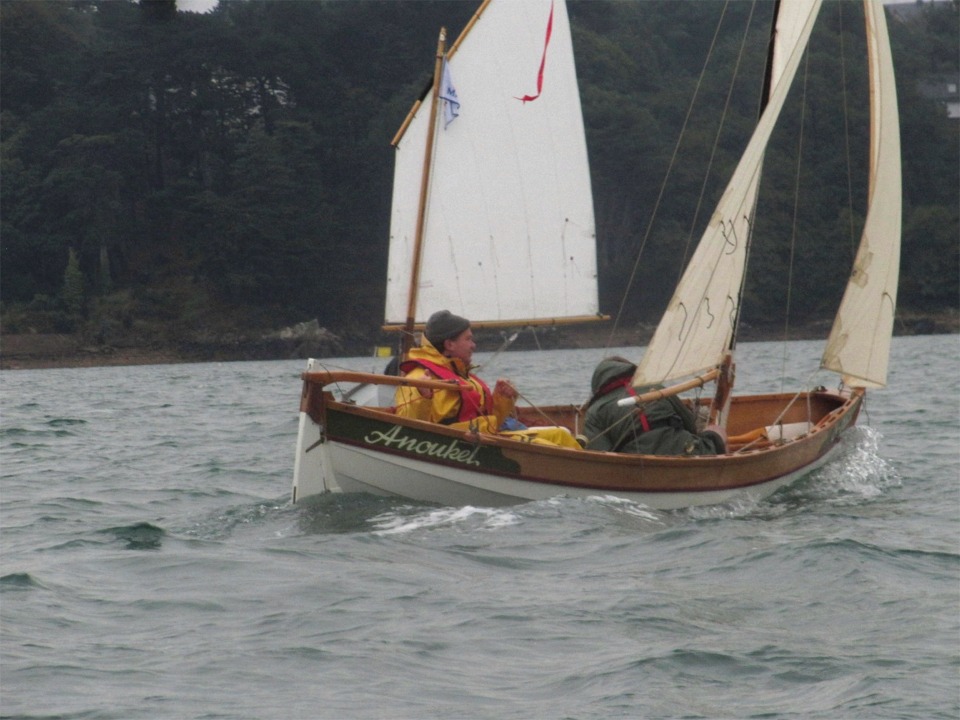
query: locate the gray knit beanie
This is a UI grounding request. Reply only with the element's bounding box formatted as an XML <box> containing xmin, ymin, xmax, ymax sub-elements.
<box><xmin>425</xmin><ymin>310</ymin><xmax>470</xmax><ymax>349</ymax></box>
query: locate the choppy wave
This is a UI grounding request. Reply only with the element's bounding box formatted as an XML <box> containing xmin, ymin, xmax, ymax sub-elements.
<box><xmin>0</xmin><ymin>337</ymin><xmax>957</xmax><ymax>720</ymax></box>
<box><xmin>0</xmin><ymin>572</ymin><xmax>43</xmax><ymax>591</ymax></box>
<box><xmin>98</xmin><ymin>522</ymin><xmax>166</xmax><ymax>550</ymax></box>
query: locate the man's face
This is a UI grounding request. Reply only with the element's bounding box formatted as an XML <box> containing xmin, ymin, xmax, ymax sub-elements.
<box><xmin>444</xmin><ymin>328</ymin><xmax>475</xmax><ymax>364</ymax></box>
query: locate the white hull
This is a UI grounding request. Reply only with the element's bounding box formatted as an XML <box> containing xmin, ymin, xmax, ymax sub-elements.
<box><xmin>293</xmin><ymin>412</ymin><xmax>845</xmax><ymax>510</ymax></box>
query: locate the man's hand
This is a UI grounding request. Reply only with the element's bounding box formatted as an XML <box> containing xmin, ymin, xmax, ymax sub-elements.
<box><xmin>417</xmin><ymin>370</ymin><xmax>435</xmax><ymax>398</ymax></box>
<box><xmin>494</xmin><ymin>379</ymin><xmax>518</xmax><ymax>401</ymax></box>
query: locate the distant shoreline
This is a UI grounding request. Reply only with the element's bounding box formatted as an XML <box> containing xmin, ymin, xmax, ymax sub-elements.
<box><xmin>2</xmin><ymin>312</ymin><xmax>956</xmax><ymax>371</ymax></box>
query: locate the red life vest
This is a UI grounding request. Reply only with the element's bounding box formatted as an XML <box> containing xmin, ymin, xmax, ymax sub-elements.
<box><xmin>399</xmin><ymin>358</ymin><xmax>493</xmax><ymax>424</ymax></box>
<box><xmin>595</xmin><ymin>376</ymin><xmax>652</xmax><ymax>432</ymax></box>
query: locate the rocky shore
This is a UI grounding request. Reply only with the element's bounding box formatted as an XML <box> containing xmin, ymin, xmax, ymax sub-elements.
<box><xmin>2</xmin><ymin>311</ymin><xmax>956</xmax><ymax>371</ymax></box>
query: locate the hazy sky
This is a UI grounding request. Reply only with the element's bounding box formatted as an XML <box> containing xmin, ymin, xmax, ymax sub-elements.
<box><xmin>178</xmin><ymin>0</ymin><xmax>216</xmax><ymax>13</ymax></box>
<box><xmin>178</xmin><ymin>0</ymin><xmax>919</xmax><ymax>13</ymax></box>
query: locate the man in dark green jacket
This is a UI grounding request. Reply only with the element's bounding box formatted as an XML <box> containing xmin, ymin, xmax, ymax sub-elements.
<box><xmin>583</xmin><ymin>357</ymin><xmax>726</xmax><ymax>456</ymax></box>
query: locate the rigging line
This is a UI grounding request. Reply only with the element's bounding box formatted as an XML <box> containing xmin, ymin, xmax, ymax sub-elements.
<box><xmin>474</xmin><ymin>331</ymin><xmax>518</xmax><ymax>373</ymax></box>
<box><xmin>512</xmin><ymin>389</ymin><xmax>576</xmax><ymax>430</ymax></box>
<box><xmin>733</xmin><ymin>369</ymin><xmax>821</xmax><ymax>454</ymax></box>
<box><xmin>579</xmin><ymin>404</ymin><xmax>637</xmax><ymax>450</ymax></box>
<box><xmin>724</xmin><ymin>0</ymin><xmax>785</xmax><ymax>359</ymax></box>
<box><xmin>677</xmin><ymin>0</ymin><xmax>761</xmax><ymax>280</ymax></box>
<box><xmin>779</xmin><ymin>44</ymin><xmax>812</xmax><ymax>393</ymax></box>
<box><xmin>313</xmin><ymin>361</ymin><xmax>365</xmax><ymax>401</ymax></box>
<box><xmin>604</xmin><ymin>0</ymin><xmax>732</xmax><ymax>350</ymax></box>
<box><xmin>837</xmin><ymin>2</ymin><xmax>857</xmax><ymax>259</ymax></box>
<box><xmin>732</xmin><ymin>0</ymin><xmax>777</xmax><ymax>355</ymax></box>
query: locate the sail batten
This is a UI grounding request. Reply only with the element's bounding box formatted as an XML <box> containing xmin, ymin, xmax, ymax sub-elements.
<box><xmin>821</xmin><ymin>1</ymin><xmax>901</xmax><ymax>388</ymax></box>
<box><xmin>384</xmin><ymin>0</ymin><xmax>598</xmax><ymax>327</ymax></box>
<box><xmin>634</xmin><ymin>0</ymin><xmax>824</xmax><ymax>388</ymax></box>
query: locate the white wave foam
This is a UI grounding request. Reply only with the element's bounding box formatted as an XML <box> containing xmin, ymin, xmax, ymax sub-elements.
<box><xmin>684</xmin><ymin>496</ymin><xmax>764</xmax><ymax>521</ymax></box>
<box><xmin>814</xmin><ymin>426</ymin><xmax>901</xmax><ymax>500</ymax></box>
<box><xmin>369</xmin><ymin>505</ymin><xmax>521</xmax><ymax>535</ymax></box>
<box><xmin>586</xmin><ymin>494</ymin><xmax>663</xmax><ymax>522</ymax></box>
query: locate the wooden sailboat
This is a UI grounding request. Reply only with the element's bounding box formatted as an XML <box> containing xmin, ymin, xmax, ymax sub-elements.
<box><xmin>292</xmin><ymin>0</ymin><xmax>900</xmax><ymax>509</ymax></box>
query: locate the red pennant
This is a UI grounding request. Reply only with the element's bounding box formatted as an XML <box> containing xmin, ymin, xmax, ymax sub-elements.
<box><xmin>516</xmin><ymin>0</ymin><xmax>554</xmax><ymax>103</ymax></box>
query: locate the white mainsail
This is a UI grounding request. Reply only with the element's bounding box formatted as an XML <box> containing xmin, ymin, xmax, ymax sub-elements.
<box><xmin>633</xmin><ymin>0</ymin><xmax>823</xmax><ymax>387</ymax></box>
<box><xmin>384</xmin><ymin>0</ymin><xmax>598</xmax><ymax>328</ymax></box>
<box><xmin>821</xmin><ymin>1</ymin><xmax>901</xmax><ymax>388</ymax></box>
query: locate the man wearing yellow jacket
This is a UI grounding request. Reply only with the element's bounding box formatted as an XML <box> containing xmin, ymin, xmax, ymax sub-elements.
<box><xmin>394</xmin><ymin>310</ymin><xmax>580</xmax><ymax>449</ymax></box>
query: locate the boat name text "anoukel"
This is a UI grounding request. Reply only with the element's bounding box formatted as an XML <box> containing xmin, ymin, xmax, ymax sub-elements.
<box><xmin>364</xmin><ymin>425</ymin><xmax>482</xmax><ymax>466</ymax></box>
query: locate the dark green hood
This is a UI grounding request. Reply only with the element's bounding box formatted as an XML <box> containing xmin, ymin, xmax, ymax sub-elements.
<box><xmin>589</xmin><ymin>358</ymin><xmax>636</xmax><ymax>396</ymax></box>
<box><xmin>583</xmin><ymin>357</ymin><xmax>721</xmax><ymax>456</ymax></box>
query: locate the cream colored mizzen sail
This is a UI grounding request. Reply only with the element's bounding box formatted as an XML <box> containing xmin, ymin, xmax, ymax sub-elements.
<box><xmin>821</xmin><ymin>1</ymin><xmax>901</xmax><ymax>388</ymax></box>
<box><xmin>633</xmin><ymin>0</ymin><xmax>823</xmax><ymax>387</ymax></box>
<box><xmin>384</xmin><ymin>0</ymin><xmax>598</xmax><ymax>326</ymax></box>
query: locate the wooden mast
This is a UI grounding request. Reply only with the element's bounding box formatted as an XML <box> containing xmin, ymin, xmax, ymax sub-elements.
<box><xmin>401</xmin><ymin>28</ymin><xmax>447</xmax><ymax>357</ymax></box>
<box><xmin>708</xmin><ymin>1</ymin><xmax>783</xmax><ymax>431</ymax></box>
<box><xmin>391</xmin><ymin>0</ymin><xmax>491</xmax><ymax>150</ymax></box>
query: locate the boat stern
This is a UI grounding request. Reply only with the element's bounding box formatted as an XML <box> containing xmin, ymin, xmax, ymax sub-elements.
<box><xmin>292</xmin><ymin>359</ymin><xmax>339</xmax><ymax>504</ymax></box>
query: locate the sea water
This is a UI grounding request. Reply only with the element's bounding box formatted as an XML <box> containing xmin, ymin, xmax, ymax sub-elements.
<box><xmin>1</xmin><ymin>335</ymin><xmax>958</xmax><ymax>719</ymax></box>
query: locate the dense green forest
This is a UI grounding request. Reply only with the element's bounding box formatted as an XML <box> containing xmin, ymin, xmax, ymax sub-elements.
<box><xmin>1</xmin><ymin>0</ymin><xmax>957</xmax><ymax>350</ymax></box>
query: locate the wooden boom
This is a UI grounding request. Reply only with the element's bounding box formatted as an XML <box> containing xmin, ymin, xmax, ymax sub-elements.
<box><xmin>616</xmin><ymin>368</ymin><xmax>721</xmax><ymax>407</ymax></box>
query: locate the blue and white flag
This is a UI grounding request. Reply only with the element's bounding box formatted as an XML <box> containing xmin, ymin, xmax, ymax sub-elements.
<box><xmin>439</xmin><ymin>59</ymin><xmax>460</xmax><ymax>128</ymax></box>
